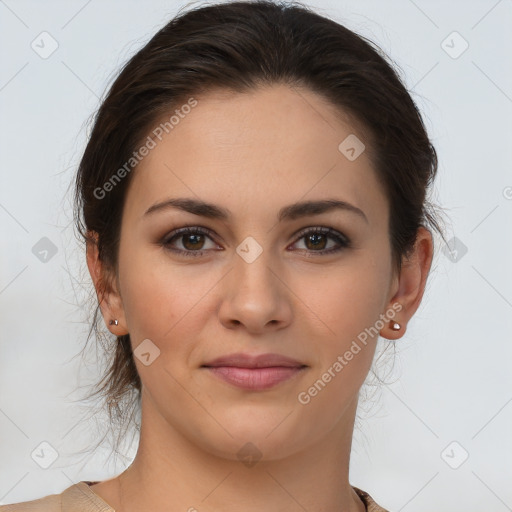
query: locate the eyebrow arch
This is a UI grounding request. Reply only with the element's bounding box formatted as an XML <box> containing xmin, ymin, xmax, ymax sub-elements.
<box><xmin>144</xmin><ymin>197</ymin><xmax>368</xmax><ymax>224</ymax></box>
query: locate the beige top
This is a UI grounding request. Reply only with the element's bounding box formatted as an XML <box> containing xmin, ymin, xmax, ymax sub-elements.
<box><xmin>0</xmin><ymin>481</ymin><xmax>390</xmax><ymax>511</ymax></box>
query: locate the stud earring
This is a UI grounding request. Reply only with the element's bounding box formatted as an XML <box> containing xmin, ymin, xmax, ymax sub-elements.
<box><xmin>390</xmin><ymin>321</ymin><xmax>401</xmax><ymax>331</ymax></box>
<box><xmin>109</xmin><ymin>319</ymin><xmax>119</xmax><ymax>326</ymax></box>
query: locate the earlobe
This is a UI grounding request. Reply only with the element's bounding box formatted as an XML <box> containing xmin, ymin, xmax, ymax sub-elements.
<box><xmin>380</xmin><ymin>309</ymin><xmax>404</xmax><ymax>340</ymax></box>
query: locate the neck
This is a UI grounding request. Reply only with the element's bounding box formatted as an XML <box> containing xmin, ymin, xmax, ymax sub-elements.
<box><xmin>114</xmin><ymin>390</ymin><xmax>365</xmax><ymax>512</ymax></box>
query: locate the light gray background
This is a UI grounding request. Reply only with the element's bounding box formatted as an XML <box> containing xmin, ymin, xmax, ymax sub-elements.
<box><xmin>1</xmin><ymin>1</ymin><xmax>511</xmax><ymax>510</ymax></box>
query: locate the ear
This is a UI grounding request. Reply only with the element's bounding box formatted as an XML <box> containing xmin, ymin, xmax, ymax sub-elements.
<box><xmin>86</xmin><ymin>231</ymin><xmax>129</xmax><ymax>336</ymax></box>
<box><xmin>379</xmin><ymin>226</ymin><xmax>434</xmax><ymax>340</ymax></box>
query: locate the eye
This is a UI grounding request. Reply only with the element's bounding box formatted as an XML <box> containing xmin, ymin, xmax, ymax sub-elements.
<box><xmin>161</xmin><ymin>226</ymin><xmax>220</xmax><ymax>257</ymax></box>
<box><xmin>160</xmin><ymin>226</ymin><xmax>351</xmax><ymax>258</ymax></box>
<box><xmin>289</xmin><ymin>226</ymin><xmax>351</xmax><ymax>255</ymax></box>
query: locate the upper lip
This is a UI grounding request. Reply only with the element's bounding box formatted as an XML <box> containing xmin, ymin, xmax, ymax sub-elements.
<box><xmin>202</xmin><ymin>352</ymin><xmax>306</xmax><ymax>368</ymax></box>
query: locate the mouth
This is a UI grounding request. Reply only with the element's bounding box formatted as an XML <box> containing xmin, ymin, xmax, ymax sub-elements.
<box><xmin>201</xmin><ymin>352</ymin><xmax>308</xmax><ymax>391</ymax></box>
<box><xmin>202</xmin><ymin>366</ymin><xmax>307</xmax><ymax>390</ymax></box>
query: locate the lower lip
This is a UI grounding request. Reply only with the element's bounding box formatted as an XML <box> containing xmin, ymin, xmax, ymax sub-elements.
<box><xmin>203</xmin><ymin>366</ymin><xmax>306</xmax><ymax>390</ymax></box>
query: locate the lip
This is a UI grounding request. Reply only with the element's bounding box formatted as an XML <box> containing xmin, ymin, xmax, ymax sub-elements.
<box><xmin>204</xmin><ymin>366</ymin><xmax>306</xmax><ymax>390</ymax></box>
<box><xmin>201</xmin><ymin>352</ymin><xmax>307</xmax><ymax>391</ymax></box>
<box><xmin>202</xmin><ymin>352</ymin><xmax>305</xmax><ymax>368</ymax></box>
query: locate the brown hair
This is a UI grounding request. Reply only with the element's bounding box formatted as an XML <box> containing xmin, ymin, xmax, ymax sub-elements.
<box><xmin>72</xmin><ymin>0</ymin><xmax>448</xmax><ymax>459</ymax></box>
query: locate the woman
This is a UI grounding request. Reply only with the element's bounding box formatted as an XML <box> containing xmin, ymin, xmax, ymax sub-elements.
<box><xmin>1</xmin><ymin>0</ymin><xmax>446</xmax><ymax>510</ymax></box>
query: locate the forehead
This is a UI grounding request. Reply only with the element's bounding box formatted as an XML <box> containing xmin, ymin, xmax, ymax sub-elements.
<box><xmin>124</xmin><ymin>84</ymin><xmax>387</xmax><ymax>227</ymax></box>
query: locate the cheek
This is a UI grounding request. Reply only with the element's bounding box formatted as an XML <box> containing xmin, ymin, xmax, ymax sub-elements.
<box><xmin>294</xmin><ymin>257</ymin><xmax>389</xmax><ymax>345</ymax></box>
<box><xmin>117</xmin><ymin>244</ymin><xmax>220</xmax><ymax>349</ymax></box>
<box><xmin>290</xmin><ymin>254</ymin><xmax>389</xmax><ymax>396</ymax></box>
<box><xmin>292</xmin><ymin>269</ymin><xmax>385</xmax><ymax>432</ymax></box>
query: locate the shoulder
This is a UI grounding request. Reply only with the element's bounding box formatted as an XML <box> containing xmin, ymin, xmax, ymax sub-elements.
<box><xmin>0</xmin><ymin>481</ymin><xmax>114</xmax><ymax>512</ymax></box>
<box><xmin>352</xmin><ymin>485</ymin><xmax>391</xmax><ymax>512</ymax></box>
<box><xmin>0</xmin><ymin>491</ymin><xmax>60</xmax><ymax>511</ymax></box>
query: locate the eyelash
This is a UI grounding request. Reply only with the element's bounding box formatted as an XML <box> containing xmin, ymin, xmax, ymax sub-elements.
<box><xmin>160</xmin><ymin>225</ymin><xmax>351</xmax><ymax>258</ymax></box>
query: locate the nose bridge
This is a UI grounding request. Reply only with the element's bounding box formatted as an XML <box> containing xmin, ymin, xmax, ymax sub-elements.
<box><xmin>218</xmin><ymin>236</ymin><xmax>292</xmax><ymax>331</ymax></box>
<box><xmin>232</xmin><ymin>236</ymin><xmax>279</xmax><ymax>293</ymax></box>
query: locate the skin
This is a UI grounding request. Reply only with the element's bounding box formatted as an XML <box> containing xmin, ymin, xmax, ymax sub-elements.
<box><xmin>86</xmin><ymin>83</ymin><xmax>433</xmax><ymax>512</ymax></box>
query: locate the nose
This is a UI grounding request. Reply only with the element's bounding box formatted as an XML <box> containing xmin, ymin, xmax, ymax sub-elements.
<box><xmin>217</xmin><ymin>248</ymin><xmax>293</xmax><ymax>334</ymax></box>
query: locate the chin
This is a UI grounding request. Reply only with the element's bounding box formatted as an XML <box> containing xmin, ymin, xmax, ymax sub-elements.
<box><xmin>190</xmin><ymin>412</ymin><xmax>316</xmax><ymax>463</ymax></box>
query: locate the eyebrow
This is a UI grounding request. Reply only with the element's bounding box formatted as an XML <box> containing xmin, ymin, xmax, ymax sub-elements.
<box><xmin>143</xmin><ymin>197</ymin><xmax>368</xmax><ymax>224</ymax></box>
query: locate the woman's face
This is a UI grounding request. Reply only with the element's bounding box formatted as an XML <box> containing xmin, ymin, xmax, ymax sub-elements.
<box><xmin>112</xmin><ymin>84</ymin><xmax>401</xmax><ymax>460</ymax></box>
